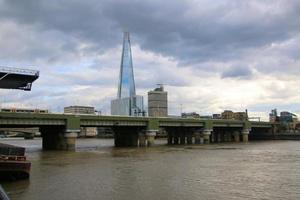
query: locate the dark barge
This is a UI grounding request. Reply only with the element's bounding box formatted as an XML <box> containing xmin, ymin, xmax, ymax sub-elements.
<box><xmin>0</xmin><ymin>143</ymin><xmax>31</xmax><ymax>181</ymax></box>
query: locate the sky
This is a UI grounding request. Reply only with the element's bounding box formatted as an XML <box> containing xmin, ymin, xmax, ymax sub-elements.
<box><xmin>1</xmin><ymin>0</ymin><xmax>300</xmax><ymax>120</ymax></box>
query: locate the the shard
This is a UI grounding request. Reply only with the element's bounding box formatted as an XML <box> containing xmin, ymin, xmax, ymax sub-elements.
<box><xmin>111</xmin><ymin>32</ymin><xmax>145</xmax><ymax>116</ymax></box>
<box><xmin>117</xmin><ymin>32</ymin><xmax>136</xmax><ymax>99</ymax></box>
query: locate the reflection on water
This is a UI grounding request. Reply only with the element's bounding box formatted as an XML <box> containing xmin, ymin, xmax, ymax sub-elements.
<box><xmin>1</xmin><ymin>138</ymin><xmax>300</xmax><ymax>200</ymax></box>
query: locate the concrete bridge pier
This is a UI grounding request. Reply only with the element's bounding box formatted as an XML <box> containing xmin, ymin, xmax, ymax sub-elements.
<box><xmin>242</xmin><ymin>129</ymin><xmax>250</xmax><ymax>143</ymax></box>
<box><xmin>202</xmin><ymin>129</ymin><xmax>212</xmax><ymax>144</ymax></box>
<box><xmin>226</xmin><ymin>131</ymin><xmax>232</xmax><ymax>142</ymax></box>
<box><xmin>41</xmin><ymin>127</ymin><xmax>78</xmax><ymax>151</ymax></box>
<box><xmin>194</xmin><ymin>131</ymin><xmax>201</xmax><ymax>144</ymax></box>
<box><xmin>167</xmin><ymin>132</ymin><xmax>174</xmax><ymax>145</ymax></box>
<box><xmin>217</xmin><ymin>132</ymin><xmax>222</xmax><ymax>143</ymax></box>
<box><xmin>186</xmin><ymin>132</ymin><xmax>193</xmax><ymax>144</ymax></box>
<box><xmin>63</xmin><ymin>132</ymin><xmax>78</xmax><ymax>151</ymax></box>
<box><xmin>146</xmin><ymin>130</ymin><xmax>157</xmax><ymax>146</ymax></box>
<box><xmin>221</xmin><ymin>131</ymin><xmax>226</xmax><ymax>142</ymax></box>
<box><xmin>210</xmin><ymin>132</ymin><xmax>215</xmax><ymax>143</ymax></box>
<box><xmin>174</xmin><ymin>135</ymin><xmax>179</xmax><ymax>145</ymax></box>
<box><xmin>180</xmin><ymin>132</ymin><xmax>186</xmax><ymax>145</ymax></box>
<box><xmin>138</xmin><ymin>132</ymin><xmax>146</xmax><ymax>147</ymax></box>
<box><xmin>223</xmin><ymin>131</ymin><xmax>228</xmax><ymax>142</ymax></box>
<box><xmin>233</xmin><ymin>131</ymin><xmax>240</xmax><ymax>142</ymax></box>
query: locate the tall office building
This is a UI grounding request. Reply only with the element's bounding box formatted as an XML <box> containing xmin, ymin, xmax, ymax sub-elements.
<box><xmin>111</xmin><ymin>32</ymin><xmax>144</xmax><ymax>116</ymax></box>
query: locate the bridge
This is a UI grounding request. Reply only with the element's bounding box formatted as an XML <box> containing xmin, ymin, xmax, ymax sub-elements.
<box><xmin>0</xmin><ymin>112</ymin><xmax>274</xmax><ymax>150</ymax></box>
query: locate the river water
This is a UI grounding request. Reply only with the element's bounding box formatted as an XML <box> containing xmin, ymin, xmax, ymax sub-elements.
<box><xmin>0</xmin><ymin>138</ymin><xmax>300</xmax><ymax>200</ymax></box>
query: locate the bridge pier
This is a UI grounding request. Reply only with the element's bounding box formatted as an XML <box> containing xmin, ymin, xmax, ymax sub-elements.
<box><xmin>41</xmin><ymin>127</ymin><xmax>78</xmax><ymax>151</ymax></box>
<box><xmin>233</xmin><ymin>131</ymin><xmax>240</xmax><ymax>142</ymax></box>
<box><xmin>223</xmin><ymin>131</ymin><xmax>228</xmax><ymax>142</ymax></box>
<box><xmin>174</xmin><ymin>135</ymin><xmax>179</xmax><ymax>145</ymax></box>
<box><xmin>202</xmin><ymin>129</ymin><xmax>212</xmax><ymax>144</ymax></box>
<box><xmin>167</xmin><ymin>132</ymin><xmax>173</xmax><ymax>145</ymax></box>
<box><xmin>210</xmin><ymin>132</ymin><xmax>215</xmax><ymax>143</ymax></box>
<box><xmin>146</xmin><ymin>130</ymin><xmax>157</xmax><ymax>146</ymax></box>
<box><xmin>194</xmin><ymin>131</ymin><xmax>201</xmax><ymax>144</ymax></box>
<box><xmin>186</xmin><ymin>133</ymin><xmax>193</xmax><ymax>144</ymax></box>
<box><xmin>138</xmin><ymin>132</ymin><xmax>146</xmax><ymax>147</ymax></box>
<box><xmin>180</xmin><ymin>132</ymin><xmax>186</xmax><ymax>145</ymax></box>
<box><xmin>227</xmin><ymin>131</ymin><xmax>232</xmax><ymax>142</ymax></box>
<box><xmin>217</xmin><ymin>132</ymin><xmax>221</xmax><ymax>143</ymax></box>
<box><xmin>242</xmin><ymin>129</ymin><xmax>250</xmax><ymax>143</ymax></box>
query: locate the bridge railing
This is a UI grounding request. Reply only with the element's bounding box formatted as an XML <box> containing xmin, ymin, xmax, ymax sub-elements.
<box><xmin>0</xmin><ymin>66</ymin><xmax>39</xmax><ymax>76</ymax></box>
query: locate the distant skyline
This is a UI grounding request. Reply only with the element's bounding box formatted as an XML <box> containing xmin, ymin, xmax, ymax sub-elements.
<box><xmin>1</xmin><ymin>0</ymin><xmax>300</xmax><ymax>120</ymax></box>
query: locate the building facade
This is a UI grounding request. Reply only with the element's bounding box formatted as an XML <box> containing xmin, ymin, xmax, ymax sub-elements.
<box><xmin>221</xmin><ymin>110</ymin><xmax>248</xmax><ymax>120</ymax></box>
<box><xmin>111</xmin><ymin>32</ymin><xmax>145</xmax><ymax>116</ymax></box>
<box><xmin>64</xmin><ymin>106</ymin><xmax>97</xmax><ymax>137</ymax></box>
<box><xmin>111</xmin><ymin>96</ymin><xmax>144</xmax><ymax>116</ymax></box>
<box><xmin>148</xmin><ymin>85</ymin><xmax>168</xmax><ymax>117</ymax></box>
<box><xmin>181</xmin><ymin>112</ymin><xmax>200</xmax><ymax>118</ymax></box>
<box><xmin>269</xmin><ymin>109</ymin><xmax>279</xmax><ymax>122</ymax></box>
<box><xmin>64</xmin><ymin>106</ymin><xmax>95</xmax><ymax>115</ymax></box>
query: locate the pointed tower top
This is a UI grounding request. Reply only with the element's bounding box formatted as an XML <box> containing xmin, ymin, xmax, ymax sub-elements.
<box><xmin>117</xmin><ymin>31</ymin><xmax>136</xmax><ymax>99</ymax></box>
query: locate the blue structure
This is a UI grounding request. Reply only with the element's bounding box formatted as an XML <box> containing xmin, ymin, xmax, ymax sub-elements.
<box><xmin>118</xmin><ymin>32</ymin><xmax>136</xmax><ymax>99</ymax></box>
<box><xmin>111</xmin><ymin>32</ymin><xmax>144</xmax><ymax>116</ymax></box>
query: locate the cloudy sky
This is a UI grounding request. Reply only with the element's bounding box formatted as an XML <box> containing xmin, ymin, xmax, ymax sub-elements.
<box><xmin>1</xmin><ymin>0</ymin><xmax>300</xmax><ymax>120</ymax></box>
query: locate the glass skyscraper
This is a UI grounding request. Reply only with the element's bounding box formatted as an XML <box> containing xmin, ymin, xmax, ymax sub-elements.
<box><xmin>111</xmin><ymin>32</ymin><xmax>144</xmax><ymax>116</ymax></box>
<box><xmin>117</xmin><ymin>32</ymin><xmax>136</xmax><ymax>99</ymax></box>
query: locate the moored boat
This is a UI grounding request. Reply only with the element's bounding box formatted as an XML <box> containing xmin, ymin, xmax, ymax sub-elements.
<box><xmin>0</xmin><ymin>143</ymin><xmax>31</xmax><ymax>181</ymax></box>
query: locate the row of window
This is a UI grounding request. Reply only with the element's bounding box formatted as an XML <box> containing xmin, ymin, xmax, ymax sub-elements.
<box><xmin>0</xmin><ymin>108</ymin><xmax>48</xmax><ymax>113</ymax></box>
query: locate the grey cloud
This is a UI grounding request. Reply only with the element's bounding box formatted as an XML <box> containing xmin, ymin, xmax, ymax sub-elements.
<box><xmin>221</xmin><ymin>65</ymin><xmax>253</xmax><ymax>79</ymax></box>
<box><xmin>1</xmin><ymin>0</ymin><xmax>300</xmax><ymax>66</ymax></box>
<box><xmin>2</xmin><ymin>0</ymin><xmax>300</xmax><ymax>115</ymax></box>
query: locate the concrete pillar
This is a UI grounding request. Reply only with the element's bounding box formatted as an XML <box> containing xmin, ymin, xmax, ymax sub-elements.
<box><xmin>64</xmin><ymin>132</ymin><xmax>78</xmax><ymax>151</ymax></box>
<box><xmin>217</xmin><ymin>132</ymin><xmax>221</xmax><ymax>143</ymax></box>
<box><xmin>227</xmin><ymin>132</ymin><xmax>232</xmax><ymax>142</ymax></box>
<box><xmin>233</xmin><ymin>131</ymin><xmax>240</xmax><ymax>143</ymax></box>
<box><xmin>210</xmin><ymin>132</ymin><xmax>215</xmax><ymax>143</ymax></box>
<box><xmin>221</xmin><ymin>132</ymin><xmax>224</xmax><ymax>142</ymax></box>
<box><xmin>187</xmin><ymin>134</ymin><xmax>193</xmax><ymax>144</ymax></box>
<box><xmin>242</xmin><ymin>129</ymin><xmax>250</xmax><ymax>143</ymax></box>
<box><xmin>167</xmin><ymin>133</ymin><xmax>173</xmax><ymax>145</ymax></box>
<box><xmin>174</xmin><ymin>136</ymin><xmax>179</xmax><ymax>145</ymax></box>
<box><xmin>146</xmin><ymin>130</ymin><xmax>157</xmax><ymax>147</ymax></box>
<box><xmin>200</xmin><ymin>137</ymin><xmax>204</xmax><ymax>144</ymax></box>
<box><xmin>138</xmin><ymin>132</ymin><xmax>146</xmax><ymax>147</ymax></box>
<box><xmin>180</xmin><ymin>134</ymin><xmax>186</xmax><ymax>145</ymax></box>
<box><xmin>223</xmin><ymin>132</ymin><xmax>228</xmax><ymax>142</ymax></box>
<box><xmin>41</xmin><ymin>127</ymin><xmax>78</xmax><ymax>151</ymax></box>
<box><xmin>202</xmin><ymin>129</ymin><xmax>212</xmax><ymax>144</ymax></box>
<box><xmin>194</xmin><ymin>131</ymin><xmax>201</xmax><ymax>144</ymax></box>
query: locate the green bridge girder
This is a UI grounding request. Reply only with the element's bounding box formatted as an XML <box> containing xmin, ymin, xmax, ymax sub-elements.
<box><xmin>0</xmin><ymin>112</ymin><xmax>273</xmax><ymax>131</ymax></box>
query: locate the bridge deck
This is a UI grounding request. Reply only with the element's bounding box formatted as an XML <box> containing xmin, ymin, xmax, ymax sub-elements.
<box><xmin>0</xmin><ymin>112</ymin><xmax>273</xmax><ymax>129</ymax></box>
<box><xmin>0</xmin><ymin>67</ymin><xmax>39</xmax><ymax>91</ymax></box>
